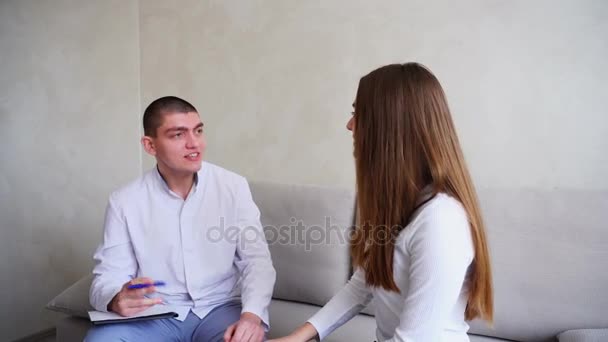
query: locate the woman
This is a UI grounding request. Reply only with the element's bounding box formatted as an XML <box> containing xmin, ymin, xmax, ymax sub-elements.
<box><xmin>270</xmin><ymin>63</ymin><xmax>493</xmax><ymax>342</ymax></box>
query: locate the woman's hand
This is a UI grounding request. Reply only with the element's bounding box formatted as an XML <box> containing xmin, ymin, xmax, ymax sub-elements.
<box><xmin>267</xmin><ymin>336</ymin><xmax>308</xmax><ymax>342</ymax></box>
<box><xmin>267</xmin><ymin>322</ymin><xmax>318</xmax><ymax>342</ymax></box>
<box><xmin>267</xmin><ymin>337</ymin><xmax>296</xmax><ymax>342</ymax></box>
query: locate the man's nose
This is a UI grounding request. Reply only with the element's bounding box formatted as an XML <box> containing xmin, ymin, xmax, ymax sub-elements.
<box><xmin>186</xmin><ymin>133</ymin><xmax>199</xmax><ymax>148</ymax></box>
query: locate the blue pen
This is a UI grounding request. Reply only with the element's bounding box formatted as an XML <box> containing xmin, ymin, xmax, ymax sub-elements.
<box><xmin>128</xmin><ymin>281</ymin><xmax>166</xmax><ymax>289</ymax></box>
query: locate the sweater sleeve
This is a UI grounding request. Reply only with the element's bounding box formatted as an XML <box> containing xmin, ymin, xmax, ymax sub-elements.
<box><xmin>307</xmin><ymin>268</ymin><xmax>373</xmax><ymax>340</ymax></box>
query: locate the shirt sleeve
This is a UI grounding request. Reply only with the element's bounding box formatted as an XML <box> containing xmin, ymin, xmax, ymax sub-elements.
<box><xmin>233</xmin><ymin>177</ymin><xmax>276</xmax><ymax>328</ymax></box>
<box><xmin>386</xmin><ymin>200</ymin><xmax>474</xmax><ymax>342</ymax></box>
<box><xmin>307</xmin><ymin>268</ymin><xmax>373</xmax><ymax>340</ymax></box>
<box><xmin>89</xmin><ymin>194</ymin><xmax>138</xmax><ymax>312</ymax></box>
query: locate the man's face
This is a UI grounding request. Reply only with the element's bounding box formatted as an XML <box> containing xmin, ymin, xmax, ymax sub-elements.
<box><xmin>143</xmin><ymin>111</ymin><xmax>206</xmax><ymax>176</ymax></box>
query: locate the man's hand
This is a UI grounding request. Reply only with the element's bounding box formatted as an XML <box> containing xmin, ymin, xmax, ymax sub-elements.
<box><xmin>108</xmin><ymin>277</ymin><xmax>163</xmax><ymax>317</ymax></box>
<box><xmin>223</xmin><ymin>312</ymin><xmax>265</xmax><ymax>342</ymax></box>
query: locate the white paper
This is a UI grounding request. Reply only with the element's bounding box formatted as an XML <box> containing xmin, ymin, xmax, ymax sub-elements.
<box><xmin>88</xmin><ymin>305</ymin><xmax>177</xmax><ymax>322</ymax></box>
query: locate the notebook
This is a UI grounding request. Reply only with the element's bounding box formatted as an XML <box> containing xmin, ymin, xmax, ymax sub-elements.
<box><xmin>88</xmin><ymin>305</ymin><xmax>178</xmax><ymax>325</ymax></box>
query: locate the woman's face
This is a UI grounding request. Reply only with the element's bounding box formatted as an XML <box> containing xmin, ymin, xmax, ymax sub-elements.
<box><xmin>346</xmin><ymin>116</ymin><xmax>355</xmax><ymax>133</ymax></box>
<box><xmin>347</xmin><ymin>102</ymin><xmax>355</xmax><ymax>134</ymax></box>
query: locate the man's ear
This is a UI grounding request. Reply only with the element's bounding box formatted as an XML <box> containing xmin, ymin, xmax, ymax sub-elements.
<box><xmin>141</xmin><ymin>136</ymin><xmax>156</xmax><ymax>156</ymax></box>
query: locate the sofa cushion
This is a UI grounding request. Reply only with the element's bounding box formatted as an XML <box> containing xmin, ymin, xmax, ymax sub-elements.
<box><xmin>267</xmin><ymin>299</ymin><xmax>376</xmax><ymax>342</ymax></box>
<box><xmin>268</xmin><ymin>299</ymin><xmax>515</xmax><ymax>342</ymax></box>
<box><xmin>250</xmin><ymin>182</ymin><xmax>355</xmax><ymax>308</ymax></box>
<box><xmin>46</xmin><ymin>274</ymin><xmax>93</xmax><ymax>318</ymax></box>
<box><xmin>469</xmin><ymin>334</ymin><xmax>518</xmax><ymax>342</ymax></box>
<box><xmin>558</xmin><ymin>329</ymin><xmax>608</xmax><ymax>342</ymax></box>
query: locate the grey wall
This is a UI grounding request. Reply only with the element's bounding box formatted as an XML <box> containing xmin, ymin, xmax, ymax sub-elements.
<box><xmin>0</xmin><ymin>0</ymin><xmax>141</xmax><ymax>340</ymax></box>
<box><xmin>140</xmin><ymin>0</ymin><xmax>608</xmax><ymax>190</ymax></box>
<box><xmin>1</xmin><ymin>0</ymin><xmax>606</xmax><ymax>340</ymax></box>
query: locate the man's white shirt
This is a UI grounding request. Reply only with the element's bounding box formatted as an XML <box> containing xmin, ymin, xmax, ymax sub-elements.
<box><xmin>89</xmin><ymin>162</ymin><xmax>276</xmax><ymax>326</ymax></box>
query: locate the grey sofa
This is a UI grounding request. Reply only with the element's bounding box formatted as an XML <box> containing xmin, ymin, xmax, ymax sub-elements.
<box><xmin>47</xmin><ymin>182</ymin><xmax>608</xmax><ymax>341</ymax></box>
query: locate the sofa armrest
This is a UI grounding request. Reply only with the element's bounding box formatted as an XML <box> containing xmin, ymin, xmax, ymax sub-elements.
<box><xmin>46</xmin><ymin>274</ymin><xmax>94</xmax><ymax>318</ymax></box>
<box><xmin>558</xmin><ymin>329</ymin><xmax>608</xmax><ymax>342</ymax></box>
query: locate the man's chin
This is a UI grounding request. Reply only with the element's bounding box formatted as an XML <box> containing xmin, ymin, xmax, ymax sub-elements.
<box><xmin>173</xmin><ymin>163</ymin><xmax>202</xmax><ymax>176</ymax></box>
<box><xmin>188</xmin><ymin>162</ymin><xmax>203</xmax><ymax>173</ymax></box>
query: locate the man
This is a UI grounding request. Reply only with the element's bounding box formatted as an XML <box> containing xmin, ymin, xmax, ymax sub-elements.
<box><xmin>85</xmin><ymin>96</ymin><xmax>276</xmax><ymax>342</ymax></box>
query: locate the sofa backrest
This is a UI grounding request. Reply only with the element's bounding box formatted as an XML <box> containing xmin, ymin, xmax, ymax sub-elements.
<box><xmin>250</xmin><ymin>182</ymin><xmax>608</xmax><ymax>341</ymax></box>
<box><xmin>250</xmin><ymin>181</ymin><xmax>355</xmax><ymax>307</ymax></box>
<box><xmin>468</xmin><ymin>189</ymin><xmax>608</xmax><ymax>341</ymax></box>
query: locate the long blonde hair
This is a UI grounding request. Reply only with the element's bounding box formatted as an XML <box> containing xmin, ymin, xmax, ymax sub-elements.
<box><xmin>350</xmin><ymin>63</ymin><xmax>493</xmax><ymax>322</ymax></box>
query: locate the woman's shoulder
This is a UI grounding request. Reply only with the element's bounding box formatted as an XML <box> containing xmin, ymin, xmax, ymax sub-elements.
<box><xmin>418</xmin><ymin>193</ymin><xmax>468</xmax><ymax>222</ymax></box>
<box><xmin>397</xmin><ymin>193</ymin><xmax>471</xmax><ymax>248</ymax></box>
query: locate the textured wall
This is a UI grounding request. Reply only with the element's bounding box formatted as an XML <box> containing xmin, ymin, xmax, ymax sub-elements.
<box><xmin>0</xmin><ymin>0</ymin><xmax>141</xmax><ymax>339</ymax></box>
<box><xmin>139</xmin><ymin>0</ymin><xmax>608</xmax><ymax>190</ymax></box>
<box><xmin>1</xmin><ymin>0</ymin><xmax>607</xmax><ymax>339</ymax></box>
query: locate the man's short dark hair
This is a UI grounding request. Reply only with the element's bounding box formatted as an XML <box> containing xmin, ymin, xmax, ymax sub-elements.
<box><xmin>143</xmin><ymin>96</ymin><xmax>198</xmax><ymax>137</ymax></box>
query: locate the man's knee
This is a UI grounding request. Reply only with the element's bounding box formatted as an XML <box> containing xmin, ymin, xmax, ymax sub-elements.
<box><xmin>192</xmin><ymin>302</ymin><xmax>242</xmax><ymax>342</ymax></box>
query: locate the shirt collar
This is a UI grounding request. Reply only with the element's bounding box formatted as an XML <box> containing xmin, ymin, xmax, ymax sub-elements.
<box><xmin>415</xmin><ymin>184</ymin><xmax>436</xmax><ymax>208</ymax></box>
<box><xmin>153</xmin><ymin>165</ymin><xmax>200</xmax><ymax>198</ymax></box>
